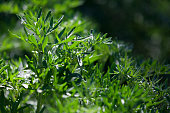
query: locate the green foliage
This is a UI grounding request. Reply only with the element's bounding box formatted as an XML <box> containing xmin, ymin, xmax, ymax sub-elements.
<box><xmin>0</xmin><ymin>8</ymin><xmax>169</xmax><ymax>113</ymax></box>
<box><xmin>0</xmin><ymin>0</ymin><xmax>93</xmax><ymax>60</ymax></box>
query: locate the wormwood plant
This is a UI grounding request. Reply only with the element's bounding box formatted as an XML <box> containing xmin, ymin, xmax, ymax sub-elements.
<box><xmin>1</xmin><ymin>8</ymin><xmax>112</xmax><ymax>112</ymax></box>
<box><xmin>0</xmin><ymin>9</ymin><xmax>170</xmax><ymax>113</ymax></box>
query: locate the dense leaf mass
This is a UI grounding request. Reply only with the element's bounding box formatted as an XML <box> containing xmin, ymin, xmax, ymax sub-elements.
<box><xmin>0</xmin><ymin>1</ymin><xmax>170</xmax><ymax>113</ymax></box>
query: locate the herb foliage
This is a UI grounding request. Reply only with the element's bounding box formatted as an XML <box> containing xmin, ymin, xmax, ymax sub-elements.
<box><xmin>0</xmin><ymin>8</ymin><xmax>169</xmax><ymax>113</ymax></box>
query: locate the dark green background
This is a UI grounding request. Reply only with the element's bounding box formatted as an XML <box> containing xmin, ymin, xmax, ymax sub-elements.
<box><xmin>77</xmin><ymin>0</ymin><xmax>170</xmax><ymax>63</ymax></box>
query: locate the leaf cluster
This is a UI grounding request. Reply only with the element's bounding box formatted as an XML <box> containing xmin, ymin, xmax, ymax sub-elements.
<box><xmin>0</xmin><ymin>9</ymin><xmax>169</xmax><ymax>113</ymax></box>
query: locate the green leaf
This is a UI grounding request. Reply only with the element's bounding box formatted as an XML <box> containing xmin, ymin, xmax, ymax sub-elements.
<box><xmin>55</xmin><ymin>34</ymin><xmax>61</xmax><ymax>44</ymax></box>
<box><xmin>50</xmin><ymin>17</ymin><xmax>53</xmax><ymax>28</ymax></box>
<box><xmin>102</xmin><ymin>33</ymin><xmax>108</xmax><ymax>38</ymax></box>
<box><xmin>25</xmin><ymin>55</ymin><xmax>30</xmax><ymax>62</ymax></box>
<box><xmin>51</xmin><ymin>15</ymin><xmax>64</xmax><ymax>31</ymax></box>
<box><xmin>58</xmin><ymin>15</ymin><xmax>64</xmax><ymax>23</ymax></box>
<box><xmin>29</xmin><ymin>35</ymin><xmax>38</xmax><ymax>47</ymax></box>
<box><xmin>46</xmin><ymin>15</ymin><xmax>64</xmax><ymax>35</ymax></box>
<box><xmin>51</xmin><ymin>22</ymin><xmax>60</xmax><ymax>32</ymax></box>
<box><xmin>0</xmin><ymin>65</ymin><xmax>9</xmax><ymax>74</ymax></box>
<box><xmin>67</xmin><ymin>27</ymin><xmax>76</xmax><ymax>38</ymax></box>
<box><xmin>83</xmin><ymin>53</ymin><xmax>103</xmax><ymax>65</ymax></box>
<box><xmin>60</xmin><ymin>35</ymin><xmax>75</xmax><ymax>44</ymax></box>
<box><xmin>25</xmin><ymin>55</ymin><xmax>38</xmax><ymax>75</ymax></box>
<box><xmin>44</xmin><ymin>11</ymin><xmax>51</xmax><ymax>23</ymax></box>
<box><xmin>96</xmin><ymin>33</ymin><xmax>101</xmax><ymax>41</ymax></box>
<box><xmin>69</xmin><ymin>41</ymin><xmax>80</xmax><ymax>49</ymax></box>
<box><xmin>8</xmin><ymin>30</ymin><xmax>25</xmax><ymax>41</ymax></box>
<box><xmin>42</xmin><ymin>37</ymin><xmax>48</xmax><ymax>52</ymax></box>
<box><xmin>54</xmin><ymin>27</ymin><xmax>66</xmax><ymax>43</ymax></box>
<box><xmin>24</xmin><ymin>27</ymin><xmax>28</xmax><ymax>37</ymax></box>
<box><xmin>25</xmin><ymin>23</ymin><xmax>35</xmax><ymax>30</ymax></box>
<box><xmin>58</xmin><ymin>27</ymin><xmax>66</xmax><ymax>38</ymax></box>
<box><xmin>46</xmin><ymin>17</ymin><xmax>53</xmax><ymax>34</ymax></box>
<box><xmin>37</xmin><ymin>8</ymin><xmax>42</xmax><ymax>21</ymax></box>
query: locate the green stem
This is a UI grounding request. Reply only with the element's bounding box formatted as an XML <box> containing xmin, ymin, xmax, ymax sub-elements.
<box><xmin>36</xmin><ymin>93</ymin><xmax>43</xmax><ymax>113</ymax></box>
<box><xmin>36</xmin><ymin>51</ymin><xmax>43</xmax><ymax>113</ymax></box>
<box><xmin>38</xmin><ymin>52</ymin><xmax>43</xmax><ymax>71</ymax></box>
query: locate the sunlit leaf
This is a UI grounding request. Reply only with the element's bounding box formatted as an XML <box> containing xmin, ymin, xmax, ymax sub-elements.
<box><xmin>51</xmin><ymin>15</ymin><xmax>64</xmax><ymax>31</ymax></box>
<box><xmin>67</xmin><ymin>27</ymin><xmax>76</xmax><ymax>38</ymax></box>
<box><xmin>42</xmin><ymin>36</ymin><xmax>48</xmax><ymax>52</ymax></box>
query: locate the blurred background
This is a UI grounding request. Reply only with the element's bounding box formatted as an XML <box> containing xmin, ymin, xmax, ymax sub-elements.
<box><xmin>0</xmin><ymin>0</ymin><xmax>170</xmax><ymax>63</ymax></box>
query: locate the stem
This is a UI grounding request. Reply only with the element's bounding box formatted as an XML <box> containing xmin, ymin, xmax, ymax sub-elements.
<box><xmin>36</xmin><ymin>93</ymin><xmax>43</xmax><ymax>113</ymax></box>
<box><xmin>36</xmin><ymin>51</ymin><xmax>43</xmax><ymax>113</ymax></box>
<box><xmin>38</xmin><ymin>51</ymin><xmax>43</xmax><ymax>72</ymax></box>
